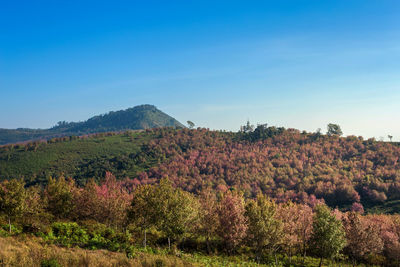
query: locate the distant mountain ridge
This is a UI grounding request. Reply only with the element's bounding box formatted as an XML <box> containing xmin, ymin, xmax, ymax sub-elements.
<box><xmin>0</xmin><ymin>105</ymin><xmax>185</xmax><ymax>145</ymax></box>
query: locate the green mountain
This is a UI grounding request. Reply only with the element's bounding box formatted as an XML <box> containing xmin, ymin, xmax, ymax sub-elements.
<box><xmin>0</xmin><ymin>105</ymin><xmax>184</xmax><ymax>145</ymax></box>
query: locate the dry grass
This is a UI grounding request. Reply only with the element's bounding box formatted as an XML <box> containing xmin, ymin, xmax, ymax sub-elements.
<box><xmin>0</xmin><ymin>236</ymin><xmax>195</xmax><ymax>267</ymax></box>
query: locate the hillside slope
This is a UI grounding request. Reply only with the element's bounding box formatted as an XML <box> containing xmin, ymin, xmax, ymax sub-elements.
<box><xmin>0</xmin><ymin>105</ymin><xmax>184</xmax><ymax>145</ymax></box>
<box><xmin>1</xmin><ymin>127</ymin><xmax>400</xmax><ymax>212</ymax></box>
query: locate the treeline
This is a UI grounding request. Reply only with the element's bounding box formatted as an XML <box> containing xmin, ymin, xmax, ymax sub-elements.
<box><xmin>1</xmin><ymin>174</ymin><xmax>400</xmax><ymax>266</ymax></box>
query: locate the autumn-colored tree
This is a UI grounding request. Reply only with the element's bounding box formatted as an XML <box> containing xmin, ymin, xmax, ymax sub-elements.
<box><xmin>44</xmin><ymin>176</ymin><xmax>76</xmax><ymax>220</ymax></box>
<box><xmin>22</xmin><ymin>185</ymin><xmax>49</xmax><ymax>232</ymax></box>
<box><xmin>245</xmin><ymin>194</ymin><xmax>283</xmax><ymax>263</ymax></box>
<box><xmin>95</xmin><ymin>172</ymin><xmax>131</xmax><ymax>228</ymax></box>
<box><xmin>197</xmin><ymin>188</ymin><xmax>219</xmax><ymax>254</ymax></box>
<box><xmin>74</xmin><ymin>179</ymin><xmax>100</xmax><ymax>222</ymax></box>
<box><xmin>277</xmin><ymin>202</ymin><xmax>313</xmax><ymax>263</ymax></box>
<box><xmin>0</xmin><ymin>179</ymin><xmax>26</xmax><ymax>233</ymax></box>
<box><xmin>342</xmin><ymin>212</ymin><xmax>383</xmax><ymax>265</ymax></box>
<box><xmin>217</xmin><ymin>191</ymin><xmax>247</xmax><ymax>254</ymax></box>
<box><xmin>310</xmin><ymin>204</ymin><xmax>346</xmax><ymax>267</ymax></box>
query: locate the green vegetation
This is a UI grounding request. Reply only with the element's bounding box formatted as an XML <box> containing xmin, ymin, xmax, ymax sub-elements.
<box><xmin>0</xmin><ymin>130</ymin><xmax>158</xmax><ymax>185</ymax></box>
<box><xmin>0</xmin><ymin>104</ymin><xmax>184</xmax><ymax>145</ymax></box>
<box><xmin>2</xmin><ymin>123</ymin><xmax>400</xmax><ymax>265</ymax></box>
<box><xmin>1</xmin><ymin>176</ymin><xmax>397</xmax><ymax>266</ymax></box>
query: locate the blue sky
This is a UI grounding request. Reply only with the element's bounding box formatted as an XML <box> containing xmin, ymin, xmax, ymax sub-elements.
<box><xmin>1</xmin><ymin>1</ymin><xmax>400</xmax><ymax>140</ymax></box>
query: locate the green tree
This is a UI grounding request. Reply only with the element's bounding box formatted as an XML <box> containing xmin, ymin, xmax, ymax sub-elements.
<box><xmin>327</xmin><ymin>123</ymin><xmax>343</xmax><ymax>136</ymax></box>
<box><xmin>0</xmin><ymin>179</ymin><xmax>26</xmax><ymax>233</ymax></box>
<box><xmin>187</xmin><ymin>120</ymin><xmax>195</xmax><ymax>129</ymax></box>
<box><xmin>153</xmin><ymin>178</ymin><xmax>199</xmax><ymax>249</ymax></box>
<box><xmin>128</xmin><ymin>184</ymin><xmax>156</xmax><ymax>248</ymax></box>
<box><xmin>44</xmin><ymin>177</ymin><xmax>76</xmax><ymax>220</ymax></box>
<box><xmin>245</xmin><ymin>195</ymin><xmax>283</xmax><ymax>263</ymax></box>
<box><xmin>310</xmin><ymin>205</ymin><xmax>346</xmax><ymax>267</ymax></box>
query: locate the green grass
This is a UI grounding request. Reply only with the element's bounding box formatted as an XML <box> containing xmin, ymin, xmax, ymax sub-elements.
<box><xmin>0</xmin><ymin>131</ymin><xmax>157</xmax><ymax>185</ymax></box>
<box><xmin>365</xmin><ymin>199</ymin><xmax>400</xmax><ymax>214</ymax></box>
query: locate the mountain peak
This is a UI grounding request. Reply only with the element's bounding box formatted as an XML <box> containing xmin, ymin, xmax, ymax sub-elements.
<box><xmin>0</xmin><ymin>105</ymin><xmax>185</xmax><ymax>144</ymax></box>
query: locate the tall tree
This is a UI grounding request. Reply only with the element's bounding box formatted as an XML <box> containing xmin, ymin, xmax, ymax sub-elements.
<box><xmin>129</xmin><ymin>184</ymin><xmax>156</xmax><ymax>248</ymax></box>
<box><xmin>44</xmin><ymin>176</ymin><xmax>76</xmax><ymax>220</ymax></box>
<box><xmin>153</xmin><ymin>178</ymin><xmax>199</xmax><ymax>249</ymax></box>
<box><xmin>310</xmin><ymin>204</ymin><xmax>346</xmax><ymax>267</ymax></box>
<box><xmin>245</xmin><ymin>194</ymin><xmax>283</xmax><ymax>263</ymax></box>
<box><xmin>197</xmin><ymin>188</ymin><xmax>219</xmax><ymax>254</ymax></box>
<box><xmin>0</xmin><ymin>179</ymin><xmax>26</xmax><ymax>233</ymax></box>
<box><xmin>95</xmin><ymin>172</ymin><xmax>131</xmax><ymax>228</ymax></box>
<box><xmin>277</xmin><ymin>202</ymin><xmax>313</xmax><ymax>263</ymax></box>
<box><xmin>343</xmin><ymin>212</ymin><xmax>383</xmax><ymax>265</ymax></box>
<box><xmin>217</xmin><ymin>191</ymin><xmax>247</xmax><ymax>254</ymax></box>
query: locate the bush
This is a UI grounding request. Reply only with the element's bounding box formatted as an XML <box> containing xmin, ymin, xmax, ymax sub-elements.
<box><xmin>45</xmin><ymin>222</ymin><xmax>89</xmax><ymax>247</ymax></box>
<box><xmin>81</xmin><ymin>221</ymin><xmax>132</xmax><ymax>251</ymax></box>
<box><xmin>40</xmin><ymin>258</ymin><xmax>61</xmax><ymax>267</ymax></box>
<box><xmin>0</xmin><ymin>224</ymin><xmax>22</xmax><ymax>237</ymax></box>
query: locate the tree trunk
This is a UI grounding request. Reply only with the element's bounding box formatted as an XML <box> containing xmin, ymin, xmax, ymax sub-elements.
<box><xmin>319</xmin><ymin>256</ymin><xmax>323</xmax><ymax>267</ymax></box>
<box><xmin>8</xmin><ymin>217</ymin><xmax>11</xmax><ymax>234</ymax></box>
<box><xmin>143</xmin><ymin>229</ymin><xmax>147</xmax><ymax>248</ymax></box>
<box><xmin>302</xmin><ymin>241</ymin><xmax>307</xmax><ymax>264</ymax></box>
<box><xmin>168</xmin><ymin>237</ymin><xmax>171</xmax><ymax>250</ymax></box>
<box><xmin>206</xmin><ymin>237</ymin><xmax>211</xmax><ymax>255</ymax></box>
<box><xmin>274</xmin><ymin>252</ymin><xmax>278</xmax><ymax>266</ymax></box>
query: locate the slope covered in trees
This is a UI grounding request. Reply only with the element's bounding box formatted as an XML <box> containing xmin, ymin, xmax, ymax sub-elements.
<box><xmin>2</xmin><ymin>126</ymin><xmax>400</xmax><ymax>265</ymax></box>
<box><xmin>1</xmin><ymin>126</ymin><xmax>400</xmax><ymax>212</ymax></box>
<box><xmin>0</xmin><ymin>105</ymin><xmax>184</xmax><ymax>145</ymax></box>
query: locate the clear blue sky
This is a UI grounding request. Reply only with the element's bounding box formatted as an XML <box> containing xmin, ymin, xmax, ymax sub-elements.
<box><xmin>1</xmin><ymin>1</ymin><xmax>400</xmax><ymax>140</ymax></box>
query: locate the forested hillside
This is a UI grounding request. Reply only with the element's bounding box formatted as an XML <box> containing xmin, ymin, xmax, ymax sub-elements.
<box><xmin>0</xmin><ymin>105</ymin><xmax>184</xmax><ymax>145</ymax></box>
<box><xmin>2</xmin><ymin>126</ymin><xmax>400</xmax><ymax>265</ymax></box>
<box><xmin>1</xmin><ymin>126</ymin><xmax>400</xmax><ymax>212</ymax></box>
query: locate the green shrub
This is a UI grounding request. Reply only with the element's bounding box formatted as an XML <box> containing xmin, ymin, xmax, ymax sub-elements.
<box><xmin>40</xmin><ymin>258</ymin><xmax>61</xmax><ymax>267</ymax></box>
<box><xmin>0</xmin><ymin>224</ymin><xmax>22</xmax><ymax>237</ymax></box>
<box><xmin>82</xmin><ymin>221</ymin><xmax>132</xmax><ymax>251</ymax></box>
<box><xmin>45</xmin><ymin>222</ymin><xmax>89</xmax><ymax>247</ymax></box>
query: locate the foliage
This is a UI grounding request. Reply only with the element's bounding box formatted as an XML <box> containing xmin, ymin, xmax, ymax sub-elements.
<box><xmin>277</xmin><ymin>202</ymin><xmax>313</xmax><ymax>259</ymax></box>
<box><xmin>0</xmin><ymin>179</ymin><xmax>26</xmax><ymax>233</ymax></box>
<box><xmin>2</xmin><ymin>127</ymin><xmax>400</xmax><ymax>213</ymax></box>
<box><xmin>44</xmin><ymin>177</ymin><xmax>76</xmax><ymax>219</ymax></box>
<box><xmin>327</xmin><ymin>123</ymin><xmax>343</xmax><ymax>136</ymax></box>
<box><xmin>342</xmin><ymin>211</ymin><xmax>383</xmax><ymax>263</ymax></box>
<box><xmin>217</xmin><ymin>191</ymin><xmax>247</xmax><ymax>254</ymax></box>
<box><xmin>152</xmin><ymin>178</ymin><xmax>200</xmax><ymax>247</ymax></box>
<box><xmin>245</xmin><ymin>194</ymin><xmax>283</xmax><ymax>260</ymax></box>
<box><xmin>45</xmin><ymin>222</ymin><xmax>89</xmax><ymax>247</ymax></box>
<box><xmin>196</xmin><ymin>189</ymin><xmax>219</xmax><ymax>254</ymax></box>
<box><xmin>40</xmin><ymin>258</ymin><xmax>61</xmax><ymax>267</ymax></box>
<box><xmin>310</xmin><ymin>205</ymin><xmax>346</xmax><ymax>262</ymax></box>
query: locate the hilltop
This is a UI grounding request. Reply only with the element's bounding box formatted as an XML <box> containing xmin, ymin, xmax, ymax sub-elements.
<box><xmin>0</xmin><ymin>105</ymin><xmax>184</xmax><ymax>145</ymax></box>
